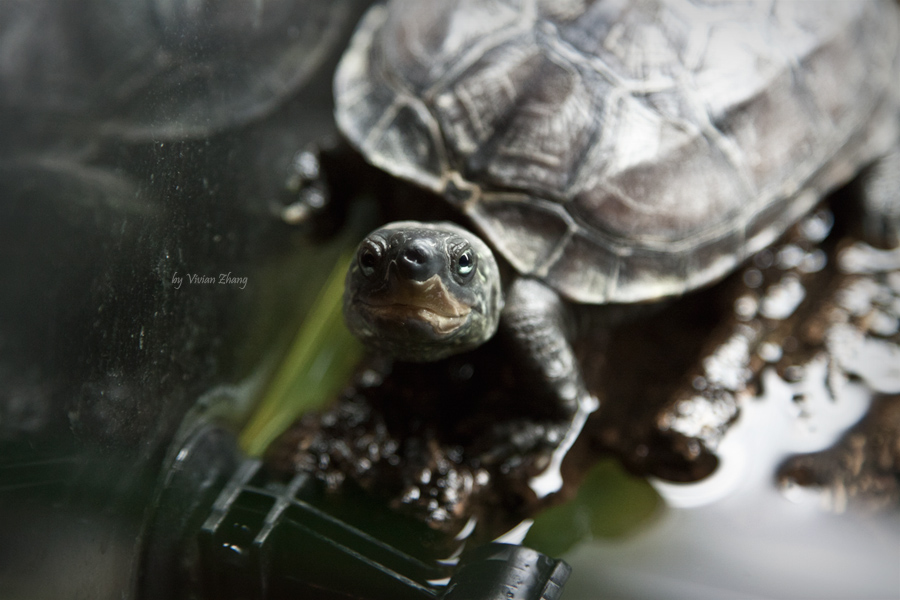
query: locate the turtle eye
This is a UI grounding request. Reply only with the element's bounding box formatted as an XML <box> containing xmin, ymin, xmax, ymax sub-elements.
<box><xmin>358</xmin><ymin>242</ymin><xmax>381</xmax><ymax>277</ymax></box>
<box><xmin>456</xmin><ymin>248</ymin><xmax>476</xmax><ymax>278</ymax></box>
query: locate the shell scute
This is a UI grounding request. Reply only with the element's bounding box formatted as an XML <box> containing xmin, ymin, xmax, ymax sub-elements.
<box><xmin>445</xmin><ymin>47</ymin><xmax>597</xmax><ymax>198</ymax></box>
<box><xmin>467</xmin><ymin>194</ymin><xmax>572</xmax><ymax>276</ymax></box>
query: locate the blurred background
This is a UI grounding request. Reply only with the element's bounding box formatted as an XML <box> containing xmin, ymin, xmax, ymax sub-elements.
<box><xmin>0</xmin><ymin>0</ymin><xmax>372</xmax><ymax>596</ymax></box>
<box><xmin>0</xmin><ymin>1</ymin><xmax>897</xmax><ymax>599</ymax></box>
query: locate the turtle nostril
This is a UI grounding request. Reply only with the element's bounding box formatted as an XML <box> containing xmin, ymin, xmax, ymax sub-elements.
<box><xmin>403</xmin><ymin>247</ymin><xmax>427</xmax><ymax>265</ymax></box>
<box><xmin>396</xmin><ymin>241</ymin><xmax>439</xmax><ymax>281</ymax></box>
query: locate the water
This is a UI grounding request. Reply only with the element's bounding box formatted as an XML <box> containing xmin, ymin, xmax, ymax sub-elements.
<box><xmin>563</xmin><ymin>371</ymin><xmax>898</xmax><ymax>598</ymax></box>
<box><xmin>561</xmin><ymin>239</ymin><xmax>900</xmax><ymax>599</ymax></box>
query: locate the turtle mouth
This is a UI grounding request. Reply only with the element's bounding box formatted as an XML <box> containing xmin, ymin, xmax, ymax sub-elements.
<box><xmin>358</xmin><ymin>274</ymin><xmax>471</xmax><ymax>335</ymax></box>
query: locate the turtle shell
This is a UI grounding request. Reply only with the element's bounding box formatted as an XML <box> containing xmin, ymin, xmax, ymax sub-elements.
<box><xmin>335</xmin><ymin>0</ymin><xmax>900</xmax><ymax>304</ymax></box>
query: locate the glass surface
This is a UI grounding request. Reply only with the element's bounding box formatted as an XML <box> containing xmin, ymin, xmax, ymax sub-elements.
<box><xmin>0</xmin><ymin>1</ymin><xmax>371</xmax><ymax>598</ymax></box>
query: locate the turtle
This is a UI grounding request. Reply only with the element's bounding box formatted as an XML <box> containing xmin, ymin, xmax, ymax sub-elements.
<box><xmin>297</xmin><ymin>0</ymin><xmax>900</xmax><ymax>491</ymax></box>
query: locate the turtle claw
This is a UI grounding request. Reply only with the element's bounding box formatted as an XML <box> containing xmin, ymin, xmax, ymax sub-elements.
<box><xmin>528</xmin><ymin>394</ymin><xmax>599</xmax><ymax>499</ymax></box>
<box><xmin>473</xmin><ymin>393</ymin><xmax>599</xmax><ymax>499</ymax></box>
<box><xmin>281</xmin><ymin>184</ymin><xmax>329</xmax><ymax>224</ymax></box>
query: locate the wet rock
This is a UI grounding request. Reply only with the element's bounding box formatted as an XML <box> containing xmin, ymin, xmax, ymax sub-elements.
<box><xmin>265</xmin><ymin>352</ymin><xmax>558</xmax><ymax>539</ymax></box>
<box><xmin>778</xmin><ymin>395</ymin><xmax>900</xmax><ymax>513</ymax></box>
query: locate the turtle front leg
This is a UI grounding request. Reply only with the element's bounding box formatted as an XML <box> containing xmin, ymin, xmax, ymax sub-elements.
<box><xmin>280</xmin><ymin>138</ymin><xmax>377</xmax><ymax>237</ymax></box>
<box><xmin>281</xmin><ymin>143</ymin><xmax>333</xmax><ymax>225</ymax></box>
<box><xmin>501</xmin><ymin>277</ymin><xmax>599</xmax><ymax>497</ymax></box>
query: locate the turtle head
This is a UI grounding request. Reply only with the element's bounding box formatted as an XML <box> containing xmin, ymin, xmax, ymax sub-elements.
<box><xmin>343</xmin><ymin>221</ymin><xmax>503</xmax><ymax>362</ymax></box>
